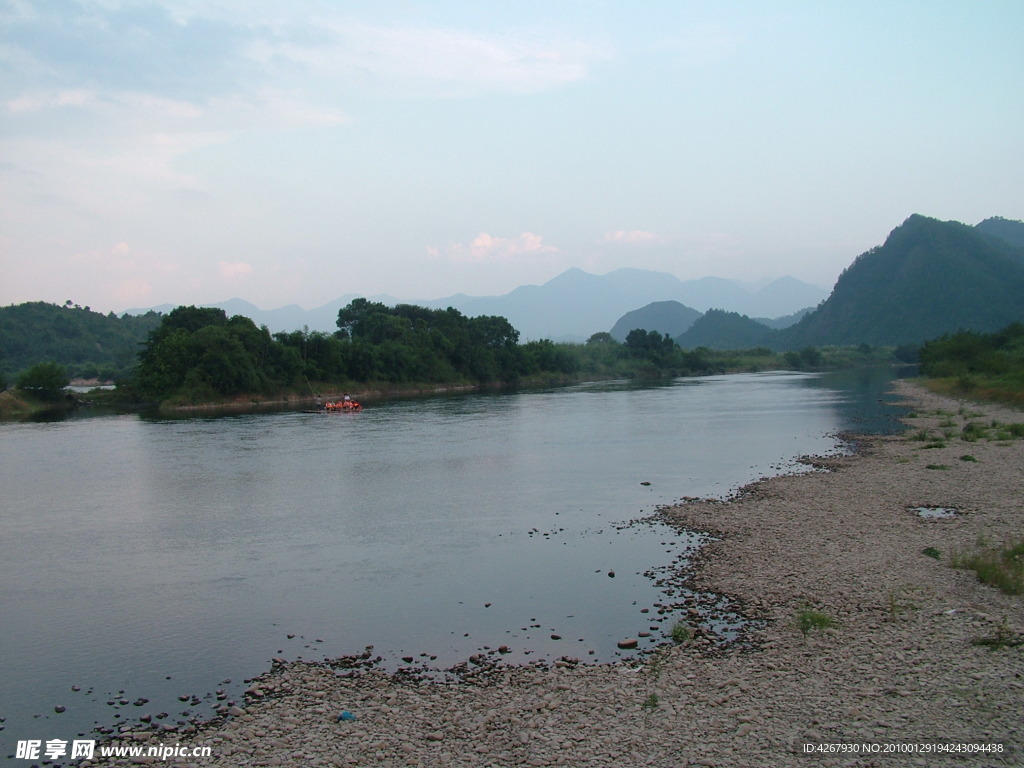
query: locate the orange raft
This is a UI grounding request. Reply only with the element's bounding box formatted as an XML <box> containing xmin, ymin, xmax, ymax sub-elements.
<box><xmin>324</xmin><ymin>399</ymin><xmax>362</xmax><ymax>412</ymax></box>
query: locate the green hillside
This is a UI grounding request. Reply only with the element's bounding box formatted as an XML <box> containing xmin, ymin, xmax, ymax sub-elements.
<box><xmin>779</xmin><ymin>215</ymin><xmax>1024</xmax><ymax>348</ymax></box>
<box><xmin>676</xmin><ymin>310</ymin><xmax>774</xmax><ymax>350</ymax></box>
<box><xmin>0</xmin><ymin>301</ymin><xmax>163</xmax><ymax>383</ymax></box>
<box><xmin>976</xmin><ymin>216</ymin><xmax>1024</xmax><ymax>248</ymax></box>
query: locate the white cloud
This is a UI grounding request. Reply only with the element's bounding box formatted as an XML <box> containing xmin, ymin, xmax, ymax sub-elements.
<box><xmin>428</xmin><ymin>232</ymin><xmax>559</xmax><ymax>264</ymax></box>
<box><xmin>253</xmin><ymin>19</ymin><xmax>607</xmax><ymax>97</ymax></box>
<box><xmin>601</xmin><ymin>230</ymin><xmax>662</xmax><ymax>245</ymax></box>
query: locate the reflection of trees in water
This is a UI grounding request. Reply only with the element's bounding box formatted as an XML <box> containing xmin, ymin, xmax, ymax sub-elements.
<box><xmin>800</xmin><ymin>366</ymin><xmax>915</xmax><ymax>434</ymax></box>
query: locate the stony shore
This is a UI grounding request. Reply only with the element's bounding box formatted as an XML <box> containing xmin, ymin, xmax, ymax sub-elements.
<box><xmin>87</xmin><ymin>380</ymin><xmax>1023</xmax><ymax>767</ymax></box>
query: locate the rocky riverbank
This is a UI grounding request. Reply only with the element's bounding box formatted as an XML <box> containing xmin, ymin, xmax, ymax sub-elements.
<box><xmin>86</xmin><ymin>380</ymin><xmax>1023</xmax><ymax>767</ymax></box>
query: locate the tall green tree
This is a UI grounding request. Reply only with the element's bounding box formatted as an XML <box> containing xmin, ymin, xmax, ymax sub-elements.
<box><xmin>135</xmin><ymin>306</ymin><xmax>279</xmax><ymax>401</ymax></box>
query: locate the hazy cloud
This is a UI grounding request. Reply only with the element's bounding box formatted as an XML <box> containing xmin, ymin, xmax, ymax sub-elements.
<box><xmin>601</xmin><ymin>229</ymin><xmax>662</xmax><ymax>245</ymax></box>
<box><xmin>2</xmin><ymin>2</ymin><xmax>603</xmax><ymax>106</ymax></box>
<box><xmin>60</xmin><ymin>242</ymin><xmax>179</xmax><ymax>306</ymax></box>
<box><xmin>5</xmin><ymin>89</ymin><xmax>97</xmax><ymax>113</ymax></box>
<box><xmin>0</xmin><ymin>1</ymin><xmax>256</xmax><ymax>99</ymax></box>
<box><xmin>428</xmin><ymin>232</ymin><xmax>559</xmax><ymax>264</ymax></box>
<box><xmin>306</xmin><ymin>23</ymin><xmax>606</xmax><ymax>96</ymax></box>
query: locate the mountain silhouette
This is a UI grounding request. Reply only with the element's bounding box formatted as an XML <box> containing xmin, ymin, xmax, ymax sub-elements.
<box><xmin>609</xmin><ymin>301</ymin><xmax>702</xmax><ymax>342</ymax></box>
<box><xmin>128</xmin><ymin>270</ymin><xmax>825</xmax><ymax>341</ymax></box>
<box><xmin>779</xmin><ymin>214</ymin><xmax>1024</xmax><ymax>347</ymax></box>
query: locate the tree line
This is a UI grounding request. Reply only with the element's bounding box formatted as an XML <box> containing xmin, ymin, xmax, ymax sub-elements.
<box><xmin>128</xmin><ymin>301</ymin><xmax>755</xmax><ymax>404</ymax></box>
<box><xmin>8</xmin><ymin>298</ymin><xmax>907</xmax><ymax>407</ymax></box>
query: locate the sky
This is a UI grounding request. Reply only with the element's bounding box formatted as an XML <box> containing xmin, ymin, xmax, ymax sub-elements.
<box><xmin>1</xmin><ymin>1</ymin><xmax>1022</xmax><ymax>315</ymax></box>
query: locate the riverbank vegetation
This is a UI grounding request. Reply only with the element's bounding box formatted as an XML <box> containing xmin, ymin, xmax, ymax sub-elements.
<box><xmin>122</xmin><ymin>302</ymin><xmax>903</xmax><ymax>406</ymax></box>
<box><xmin>918</xmin><ymin>323</ymin><xmax>1024</xmax><ymax>406</ymax></box>
<box><xmin>1</xmin><ymin>299</ymin><xmax>906</xmax><ymax>411</ymax></box>
<box><xmin>2</xmin><ymin>298</ymin><xmax>915</xmax><ymax>413</ymax></box>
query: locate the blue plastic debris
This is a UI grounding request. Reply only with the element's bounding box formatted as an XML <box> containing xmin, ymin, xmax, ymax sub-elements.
<box><xmin>338</xmin><ymin>710</ymin><xmax>357</xmax><ymax>722</ymax></box>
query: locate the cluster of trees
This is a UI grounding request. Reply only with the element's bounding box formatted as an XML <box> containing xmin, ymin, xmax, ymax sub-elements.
<box><xmin>131</xmin><ymin>302</ymin><xmax>570</xmax><ymax>402</ymax></box>
<box><xmin>14</xmin><ymin>361</ymin><xmax>70</xmax><ymax>401</ymax></box>
<box><xmin>130</xmin><ymin>301</ymin><xmax>761</xmax><ymax>403</ymax></box>
<box><xmin>919</xmin><ymin>323</ymin><xmax>1024</xmax><ymax>402</ymax></box>
<box><xmin>134</xmin><ymin>307</ymin><xmax>296</xmax><ymax>401</ymax></box>
<box><xmin>11</xmin><ymin>298</ymin><xmax>922</xmax><ymax>408</ymax></box>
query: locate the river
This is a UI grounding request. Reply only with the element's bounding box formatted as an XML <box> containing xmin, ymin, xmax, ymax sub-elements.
<box><xmin>0</xmin><ymin>370</ymin><xmax>908</xmax><ymax>760</ymax></box>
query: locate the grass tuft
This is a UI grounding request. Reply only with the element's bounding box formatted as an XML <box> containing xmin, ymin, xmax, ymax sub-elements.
<box><xmin>670</xmin><ymin>622</ymin><xmax>692</xmax><ymax>644</ymax></box>
<box><xmin>961</xmin><ymin>421</ymin><xmax>988</xmax><ymax>442</ymax></box>
<box><xmin>796</xmin><ymin>608</ymin><xmax>835</xmax><ymax>637</ymax></box>
<box><xmin>951</xmin><ymin>539</ymin><xmax>1024</xmax><ymax>595</ymax></box>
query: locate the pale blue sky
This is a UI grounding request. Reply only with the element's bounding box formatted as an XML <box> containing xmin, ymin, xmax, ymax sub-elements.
<box><xmin>2</xmin><ymin>1</ymin><xmax>1021</xmax><ymax>314</ymax></box>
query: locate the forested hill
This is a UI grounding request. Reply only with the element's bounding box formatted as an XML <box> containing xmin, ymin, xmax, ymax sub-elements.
<box><xmin>976</xmin><ymin>216</ymin><xmax>1024</xmax><ymax>248</ymax></box>
<box><xmin>0</xmin><ymin>301</ymin><xmax>163</xmax><ymax>381</ymax></box>
<box><xmin>778</xmin><ymin>215</ymin><xmax>1024</xmax><ymax>348</ymax></box>
<box><xmin>675</xmin><ymin>310</ymin><xmax>775</xmax><ymax>350</ymax></box>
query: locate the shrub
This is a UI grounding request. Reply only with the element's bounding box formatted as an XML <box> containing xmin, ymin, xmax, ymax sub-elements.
<box><xmin>16</xmin><ymin>361</ymin><xmax>69</xmax><ymax>401</ymax></box>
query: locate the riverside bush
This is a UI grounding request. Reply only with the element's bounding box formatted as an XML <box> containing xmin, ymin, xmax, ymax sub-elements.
<box><xmin>951</xmin><ymin>540</ymin><xmax>1024</xmax><ymax>595</ymax></box>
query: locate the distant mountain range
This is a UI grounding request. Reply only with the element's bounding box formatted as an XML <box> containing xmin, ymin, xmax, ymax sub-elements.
<box><xmin>608</xmin><ymin>301</ymin><xmax>812</xmax><ymax>343</ymax></box>
<box><xmin>9</xmin><ymin>214</ymin><xmax>1020</xmax><ymax>382</ymax></box>
<box><xmin>128</xmin><ymin>270</ymin><xmax>828</xmax><ymax>342</ymax></box>
<box><xmin>124</xmin><ymin>214</ymin><xmax>1023</xmax><ymax>350</ymax></box>
<box><xmin>670</xmin><ymin>215</ymin><xmax>1024</xmax><ymax>350</ymax></box>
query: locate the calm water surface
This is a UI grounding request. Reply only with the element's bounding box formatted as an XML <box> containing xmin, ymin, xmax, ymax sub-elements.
<box><xmin>0</xmin><ymin>371</ymin><xmax>907</xmax><ymax>757</ymax></box>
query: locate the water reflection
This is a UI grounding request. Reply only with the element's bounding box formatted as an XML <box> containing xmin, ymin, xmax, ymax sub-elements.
<box><xmin>800</xmin><ymin>365</ymin><xmax>916</xmax><ymax>434</ymax></box>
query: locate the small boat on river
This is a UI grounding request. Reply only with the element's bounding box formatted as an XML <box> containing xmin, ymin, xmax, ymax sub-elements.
<box><xmin>301</xmin><ymin>392</ymin><xmax>363</xmax><ymax>413</ymax></box>
<box><xmin>324</xmin><ymin>399</ymin><xmax>362</xmax><ymax>412</ymax></box>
